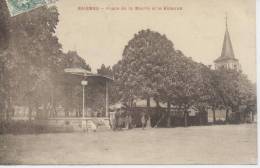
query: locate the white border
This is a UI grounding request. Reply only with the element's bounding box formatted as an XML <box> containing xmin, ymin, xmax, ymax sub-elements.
<box><xmin>256</xmin><ymin>0</ymin><xmax>259</xmax><ymax>166</ymax></box>
<box><xmin>0</xmin><ymin>0</ymin><xmax>259</xmax><ymax>167</ymax></box>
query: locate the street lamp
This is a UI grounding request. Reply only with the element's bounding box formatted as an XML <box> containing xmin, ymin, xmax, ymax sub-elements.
<box><xmin>81</xmin><ymin>80</ymin><xmax>88</xmax><ymax>118</ymax></box>
<box><xmin>81</xmin><ymin>80</ymin><xmax>88</xmax><ymax>130</ymax></box>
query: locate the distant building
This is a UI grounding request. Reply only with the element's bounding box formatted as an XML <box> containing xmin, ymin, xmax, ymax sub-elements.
<box><xmin>214</xmin><ymin>16</ymin><xmax>241</xmax><ymax>71</ymax></box>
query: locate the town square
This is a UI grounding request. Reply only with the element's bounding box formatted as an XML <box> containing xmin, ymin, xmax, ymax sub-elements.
<box><xmin>0</xmin><ymin>0</ymin><xmax>257</xmax><ymax>165</ymax></box>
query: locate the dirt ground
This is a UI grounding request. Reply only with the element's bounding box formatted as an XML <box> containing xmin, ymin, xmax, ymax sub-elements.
<box><xmin>0</xmin><ymin>124</ymin><xmax>257</xmax><ymax>165</ymax></box>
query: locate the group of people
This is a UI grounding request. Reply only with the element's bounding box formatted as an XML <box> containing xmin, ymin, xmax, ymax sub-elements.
<box><xmin>110</xmin><ymin>109</ymin><xmax>150</xmax><ymax>130</ymax></box>
<box><xmin>110</xmin><ymin>110</ymin><xmax>132</xmax><ymax>130</ymax></box>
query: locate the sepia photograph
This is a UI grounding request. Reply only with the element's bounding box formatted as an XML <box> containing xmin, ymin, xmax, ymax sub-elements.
<box><xmin>0</xmin><ymin>0</ymin><xmax>257</xmax><ymax>165</ymax></box>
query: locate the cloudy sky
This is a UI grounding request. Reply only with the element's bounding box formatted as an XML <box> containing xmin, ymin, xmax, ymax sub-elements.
<box><xmin>54</xmin><ymin>0</ymin><xmax>256</xmax><ymax>82</ymax></box>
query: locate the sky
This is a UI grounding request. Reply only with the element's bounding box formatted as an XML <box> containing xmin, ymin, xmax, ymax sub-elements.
<box><xmin>54</xmin><ymin>0</ymin><xmax>256</xmax><ymax>82</ymax></box>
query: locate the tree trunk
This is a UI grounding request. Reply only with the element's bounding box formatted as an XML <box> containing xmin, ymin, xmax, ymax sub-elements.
<box><xmin>251</xmin><ymin>111</ymin><xmax>254</xmax><ymax>123</ymax></box>
<box><xmin>65</xmin><ymin>108</ymin><xmax>68</xmax><ymax>117</ymax></box>
<box><xmin>146</xmin><ymin>116</ymin><xmax>151</xmax><ymax>128</ymax></box>
<box><xmin>1</xmin><ymin>61</ymin><xmax>8</xmax><ymax>121</ymax></box>
<box><xmin>75</xmin><ymin>105</ymin><xmax>78</xmax><ymax>117</ymax></box>
<box><xmin>205</xmin><ymin>109</ymin><xmax>208</xmax><ymax>124</ymax></box>
<box><xmin>233</xmin><ymin>106</ymin><xmax>239</xmax><ymax>123</ymax></box>
<box><xmin>35</xmin><ymin>102</ymin><xmax>40</xmax><ymax>119</ymax></box>
<box><xmin>156</xmin><ymin>100</ymin><xmax>159</xmax><ymax>108</ymax></box>
<box><xmin>28</xmin><ymin>106</ymin><xmax>32</xmax><ymax>121</ymax></box>
<box><xmin>167</xmin><ymin>101</ymin><xmax>171</xmax><ymax>127</ymax></box>
<box><xmin>184</xmin><ymin>110</ymin><xmax>188</xmax><ymax>127</ymax></box>
<box><xmin>199</xmin><ymin>112</ymin><xmax>202</xmax><ymax>125</ymax></box>
<box><xmin>4</xmin><ymin>100</ymin><xmax>8</xmax><ymax>121</ymax></box>
<box><xmin>0</xmin><ymin>103</ymin><xmax>3</xmax><ymax>122</ymax></box>
<box><xmin>146</xmin><ymin>97</ymin><xmax>151</xmax><ymax>128</ymax></box>
<box><xmin>43</xmin><ymin>103</ymin><xmax>48</xmax><ymax>119</ymax></box>
<box><xmin>53</xmin><ymin>104</ymin><xmax>57</xmax><ymax>117</ymax></box>
<box><xmin>6</xmin><ymin>97</ymin><xmax>12</xmax><ymax>121</ymax></box>
<box><xmin>155</xmin><ymin>100</ymin><xmax>160</xmax><ymax>127</ymax></box>
<box><xmin>212</xmin><ymin>107</ymin><xmax>216</xmax><ymax>124</ymax></box>
<box><xmin>147</xmin><ymin>97</ymin><xmax>150</xmax><ymax>110</ymax></box>
<box><xmin>225</xmin><ymin>108</ymin><xmax>229</xmax><ymax>123</ymax></box>
<box><xmin>50</xmin><ymin>88</ymin><xmax>55</xmax><ymax>118</ymax></box>
<box><xmin>243</xmin><ymin>110</ymin><xmax>246</xmax><ymax>123</ymax></box>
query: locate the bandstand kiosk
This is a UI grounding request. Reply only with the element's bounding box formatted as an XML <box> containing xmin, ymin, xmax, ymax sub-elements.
<box><xmin>47</xmin><ymin>68</ymin><xmax>113</xmax><ymax>132</ymax></box>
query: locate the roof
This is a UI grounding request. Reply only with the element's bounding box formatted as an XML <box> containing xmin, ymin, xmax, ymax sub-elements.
<box><xmin>134</xmin><ymin>98</ymin><xmax>167</xmax><ymax>108</ymax></box>
<box><xmin>110</xmin><ymin>98</ymin><xmax>168</xmax><ymax>109</ymax></box>
<box><xmin>64</xmin><ymin>68</ymin><xmax>91</xmax><ymax>75</ymax></box>
<box><xmin>64</xmin><ymin>68</ymin><xmax>113</xmax><ymax>81</ymax></box>
<box><xmin>214</xmin><ymin>22</ymin><xmax>237</xmax><ymax>63</ymax></box>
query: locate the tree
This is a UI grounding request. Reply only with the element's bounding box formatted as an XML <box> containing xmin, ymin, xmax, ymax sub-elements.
<box><xmin>113</xmin><ymin>29</ymin><xmax>257</xmax><ymax>128</ymax></box>
<box><xmin>207</xmin><ymin>68</ymin><xmax>256</xmax><ymax>123</ymax></box>
<box><xmin>114</xmin><ymin>29</ymin><xmax>212</xmax><ymax>127</ymax></box>
<box><xmin>113</xmin><ymin>29</ymin><xmax>176</xmax><ymax>125</ymax></box>
<box><xmin>151</xmin><ymin>48</ymin><xmax>206</xmax><ymax>127</ymax></box>
<box><xmin>0</xmin><ymin>3</ymin><xmax>84</xmax><ymax>120</ymax></box>
<box><xmin>0</xmin><ymin>0</ymin><xmax>11</xmax><ymax>120</ymax></box>
<box><xmin>202</xmin><ymin>69</ymin><xmax>224</xmax><ymax>124</ymax></box>
<box><xmin>97</xmin><ymin>64</ymin><xmax>113</xmax><ymax>77</ymax></box>
<box><xmin>0</xmin><ymin>0</ymin><xmax>9</xmax><ymax>51</ymax></box>
<box><xmin>6</xmin><ymin>6</ymin><xmax>64</xmax><ymax>119</ymax></box>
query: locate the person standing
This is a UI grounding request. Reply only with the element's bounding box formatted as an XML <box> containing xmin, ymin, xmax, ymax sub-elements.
<box><xmin>146</xmin><ymin>116</ymin><xmax>151</xmax><ymax>128</ymax></box>
<box><xmin>129</xmin><ymin>114</ymin><xmax>133</xmax><ymax>129</ymax></box>
<box><xmin>110</xmin><ymin>112</ymin><xmax>116</xmax><ymax>131</ymax></box>
<box><xmin>141</xmin><ymin>113</ymin><xmax>146</xmax><ymax>130</ymax></box>
<box><xmin>125</xmin><ymin>115</ymin><xmax>129</xmax><ymax>129</ymax></box>
<box><xmin>118</xmin><ymin>115</ymin><xmax>123</xmax><ymax>130</ymax></box>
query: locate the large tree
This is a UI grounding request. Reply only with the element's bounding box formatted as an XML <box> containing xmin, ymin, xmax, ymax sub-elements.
<box><xmin>113</xmin><ymin>29</ymin><xmax>176</xmax><ymax>124</ymax></box>
<box><xmin>160</xmin><ymin>52</ymin><xmax>206</xmax><ymax>127</ymax></box>
<box><xmin>0</xmin><ymin>0</ymin><xmax>11</xmax><ymax>120</ymax></box>
<box><xmin>214</xmin><ymin>69</ymin><xmax>256</xmax><ymax>123</ymax></box>
<box><xmin>0</xmin><ymin>1</ymin><xmax>91</xmax><ymax>120</ymax></box>
<box><xmin>114</xmin><ymin>29</ymin><xmax>213</xmax><ymax>127</ymax></box>
<box><xmin>6</xmin><ymin>6</ymin><xmax>63</xmax><ymax>119</ymax></box>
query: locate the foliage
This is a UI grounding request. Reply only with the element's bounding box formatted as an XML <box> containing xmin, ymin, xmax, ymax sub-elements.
<box><xmin>0</xmin><ymin>2</ymin><xmax>91</xmax><ymax>120</ymax></box>
<box><xmin>0</xmin><ymin>1</ymin><xmax>256</xmax><ymax>127</ymax></box>
<box><xmin>113</xmin><ymin>29</ymin><xmax>175</xmax><ymax>108</ymax></box>
<box><xmin>113</xmin><ymin>29</ymin><xmax>256</xmax><ymax>126</ymax></box>
<box><xmin>97</xmin><ymin>64</ymin><xmax>113</xmax><ymax>77</ymax></box>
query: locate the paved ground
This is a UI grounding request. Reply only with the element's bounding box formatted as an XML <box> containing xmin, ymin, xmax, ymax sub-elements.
<box><xmin>0</xmin><ymin>124</ymin><xmax>257</xmax><ymax>165</ymax></box>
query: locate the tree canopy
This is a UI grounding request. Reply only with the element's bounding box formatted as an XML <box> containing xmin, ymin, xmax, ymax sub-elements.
<box><xmin>0</xmin><ymin>2</ymin><xmax>91</xmax><ymax>120</ymax></box>
<box><xmin>112</xmin><ymin>29</ymin><xmax>256</xmax><ymax>126</ymax></box>
<box><xmin>0</xmin><ymin>1</ymin><xmax>256</xmax><ymax>127</ymax></box>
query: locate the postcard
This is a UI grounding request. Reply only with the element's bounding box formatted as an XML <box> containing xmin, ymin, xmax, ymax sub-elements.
<box><xmin>0</xmin><ymin>0</ymin><xmax>257</xmax><ymax>165</ymax></box>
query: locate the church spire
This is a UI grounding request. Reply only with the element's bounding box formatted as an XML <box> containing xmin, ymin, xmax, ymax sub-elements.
<box><xmin>214</xmin><ymin>14</ymin><xmax>240</xmax><ymax>71</ymax></box>
<box><xmin>215</xmin><ymin>14</ymin><xmax>236</xmax><ymax>62</ymax></box>
<box><xmin>225</xmin><ymin>13</ymin><xmax>228</xmax><ymax>30</ymax></box>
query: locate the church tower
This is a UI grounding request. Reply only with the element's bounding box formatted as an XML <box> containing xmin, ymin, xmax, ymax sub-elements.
<box><xmin>214</xmin><ymin>15</ymin><xmax>241</xmax><ymax>71</ymax></box>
